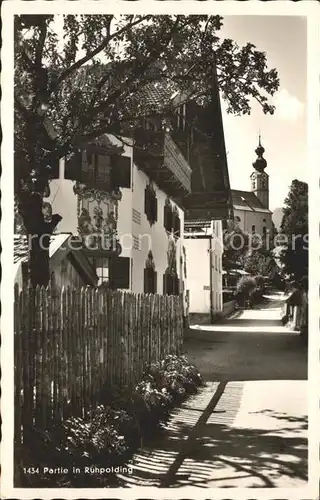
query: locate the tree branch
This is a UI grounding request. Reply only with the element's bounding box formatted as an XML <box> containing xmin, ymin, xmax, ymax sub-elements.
<box><xmin>15</xmin><ymin>95</ymin><xmax>32</xmax><ymax>119</ymax></box>
<box><xmin>35</xmin><ymin>20</ymin><xmax>47</xmax><ymax>68</ymax></box>
<box><xmin>90</xmin><ymin>16</ymin><xmax>183</xmax><ymax>118</ymax></box>
<box><xmin>53</xmin><ymin>15</ymin><xmax>150</xmax><ymax>89</ymax></box>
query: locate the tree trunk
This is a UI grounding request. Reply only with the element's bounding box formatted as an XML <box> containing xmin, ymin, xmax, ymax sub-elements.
<box><xmin>17</xmin><ymin>190</ymin><xmax>62</xmax><ymax>288</ymax></box>
<box><xmin>29</xmin><ymin>233</ymin><xmax>51</xmax><ymax>287</ymax></box>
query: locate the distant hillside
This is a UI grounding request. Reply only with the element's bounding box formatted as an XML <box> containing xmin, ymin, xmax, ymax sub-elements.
<box><xmin>272</xmin><ymin>207</ymin><xmax>284</xmax><ymax>231</ymax></box>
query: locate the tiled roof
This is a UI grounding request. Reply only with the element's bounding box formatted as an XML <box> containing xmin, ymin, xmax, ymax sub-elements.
<box><xmin>231</xmin><ymin>189</ymin><xmax>267</xmax><ymax>211</ymax></box>
<box><xmin>14</xmin><ymin>235</ymin><xmax>29</xmax><ymax>264</ymax></box>
<box><xmin>14</xmin><ymin>233</ymin><xmax>71</xmax><ymax>264</ymax></box>
<box><xmin>137</xmin><ymin>81</ymin><xmax>178</xmax><ymax>110</ymax></box>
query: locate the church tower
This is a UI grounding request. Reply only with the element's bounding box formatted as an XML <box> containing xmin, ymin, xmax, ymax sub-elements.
<box><xmin>250</xmin><ymin>136</ymin><xmax>269</xmax><ymax>209</ymax></box>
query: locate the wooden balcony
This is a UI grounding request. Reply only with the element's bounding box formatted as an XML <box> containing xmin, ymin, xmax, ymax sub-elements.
<box><xmin>133</xmin><ymin>129</ymin><xmax>192</xmax><ymax>197</ymax></box>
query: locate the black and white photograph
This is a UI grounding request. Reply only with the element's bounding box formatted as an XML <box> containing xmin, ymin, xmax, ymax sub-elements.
<box><xmin>1</xmin><ymin>1</ymin><xmax>319</xmax><ymax>498</ymax></box>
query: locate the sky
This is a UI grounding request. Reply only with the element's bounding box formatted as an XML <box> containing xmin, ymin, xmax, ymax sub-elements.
<box><xmin>219</xmin><ymin>16</ymin><xmax>307</xmax><ymax>210</ymax></box>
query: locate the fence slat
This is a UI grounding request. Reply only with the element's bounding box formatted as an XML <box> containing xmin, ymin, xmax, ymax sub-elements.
<box><xmin>14</xmin><ymin>285</ymin><xmax>184</xmax><ymax>434</ymax></box>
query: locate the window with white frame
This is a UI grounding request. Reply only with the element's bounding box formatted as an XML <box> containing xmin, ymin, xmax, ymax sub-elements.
<box><xmin>89</xmin><ymin>256</ymin><xmax>109</xmax><ymax>286</ymax></box>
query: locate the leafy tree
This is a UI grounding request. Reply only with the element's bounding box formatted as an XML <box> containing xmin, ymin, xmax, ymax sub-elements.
<box><xmin>242</xmin><ymin>249</ymin><xmax>276</xmax><ymax>277</ymax></box>
<box><xmin>279</xmin><ymin>179</ymin><xmax>308</xmax><ymax>280</ymax></box>
<box><xmin>14</xmin><ymin>14</ymin><xmax>280</xmax><ymax>286</ymax></box>
<box><xmin>254</xmin><ymin>274</ymin><xmax>265</xmax><ymax>291</ymax></box>
<box><xmin>222</xmin><ymin>221</ymin><xmax>250</xmax><ymax>270</ymax></box>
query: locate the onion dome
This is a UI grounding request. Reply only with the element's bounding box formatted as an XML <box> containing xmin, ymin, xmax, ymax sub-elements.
<box><xmin>252</xmin><ymin>135</ymin><xmax>267</xmax><ymax>172</ymax></box>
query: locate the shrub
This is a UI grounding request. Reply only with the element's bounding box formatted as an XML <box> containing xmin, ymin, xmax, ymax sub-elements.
<box><xmin>17</xmin><ymin>354</ymin><xmax>204</xmax><ymax>487</ymax></box>
<box><xmin>144</xmin><ymin>354</ymin><xmax>204</xmax><ymax>397</ymax></box>
<box><xmin>254</xmin><ymin>274</ymin><xmax>265</xmax><ymax>291</ymax></box>
<box><xmin>236</xmin><ymin>276</ymin><xmax>256</xmax><ymax>296</ymax></box>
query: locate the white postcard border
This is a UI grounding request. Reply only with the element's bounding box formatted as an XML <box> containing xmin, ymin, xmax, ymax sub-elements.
<box><xmin>1</xmin><ymin>2</ymin><xmax>319</xmax><ymax>499</ymax></box>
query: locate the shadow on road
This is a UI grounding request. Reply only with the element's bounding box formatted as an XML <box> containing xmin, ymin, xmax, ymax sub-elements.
<box><xmin>116</xmin><ymin>296</ymin><xmax>308</xmax><ymax>488</ymax></box>
<box><xmin>116</xmin><ymin>399</ymin><xmax>308</xmax><ymax>488</ymax></box>
<box><xmin>166</xmin><ymin>415</ymin><xmax>308</xmax><ymax>487</ymax></box>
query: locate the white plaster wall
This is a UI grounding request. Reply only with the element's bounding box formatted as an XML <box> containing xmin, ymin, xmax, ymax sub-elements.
<box><xmin>185</xmin><ymin>238</ymin><xmax>210</xmax><ymax>314</ymax></box>
<box><xmin>211</xmin><ymin>220</ymin><xmax>223</xmax><ymax>312</ymax></box>
<box><xmin>122</xmin><ymin>164</ymin><xmax>184</xmax><ymax>294</ymax></box>
<box><xmin>234</xmin><ymin>208</ymin><xmax>273</xmax><ymax>238</ymax></box>
<box><xmin>44</xmin><ymin>133</ymin><xmax>186</xmax><ymax>295</ymax></box>
<box><xmin>113</xmin><ymin>138</ymin><xmax>134</xmax><ymax>271</ymax></box>
<box><xmin>45</xmin><ymin>179</ymin><xmax>78</xmax><ymax>234</ymax></box>
<box><xmin>185</xmin><ymin>221</ymin><xmax>223</xmax><ymax>314</ymax></box>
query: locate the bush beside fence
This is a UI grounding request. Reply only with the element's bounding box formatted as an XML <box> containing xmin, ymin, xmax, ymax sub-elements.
<box><xmin>14</xmin><ymin>285</ymin><xmax>184</xmax><ymax>446</ymax></box>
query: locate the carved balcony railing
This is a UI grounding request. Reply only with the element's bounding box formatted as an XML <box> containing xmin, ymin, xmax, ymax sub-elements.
<box><xmin>133</xmin><ymin>129</ymin><xmax>192</xmax><ymax>198</ymax></box>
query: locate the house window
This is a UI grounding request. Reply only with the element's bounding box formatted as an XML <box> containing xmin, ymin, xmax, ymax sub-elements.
<box><xmin>252</xmin><ymin>225</ymin><xmax>256</xmax><ymax>233</ymax></box>
<box><xmin>91</xmin><ymin>256</ymin><xmax>109</xmax><ymax>286</ymax></box>
<box><xmin>96</xmin><ymin>155</ymin><xmax>111</xmax><ymax>183</ymax></box>
<box><xmin>263</xmin><ymin>226</ymin><xmax>267</xmax><ymax>236</ymax></box>
<box><xmin>111</xmin><ymin>155</ymin><xmax>131</xmax><ymax>189</ymax></box>
<box><xmin>164</xmin><ymin>200</ymin><xmax>180</xmax><ymax>237</ymax></box>
<box><xmin>145</xmin><ymin>183</ymin><xmax>158</xmax><ymax>226</ymax></box>
<box><xmin>144</xmin><ymin>251</ymin><xmax>157</xmax><ymax>294</ymax></box>
<box><xmin>82</xmin><ymin>151</ymin><xmax>111</xmax><ymax>185</ymax></box>
<box><xmin>177</xmin><ymin>104</ymin><xmax>186</xmax><ymax>131</ymax></box>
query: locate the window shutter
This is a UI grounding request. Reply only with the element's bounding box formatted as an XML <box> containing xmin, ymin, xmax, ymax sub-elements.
<box><xmin>153</xmin><ymin>271</ymin><xmax>157</xmax><ymax>294</ymax></box>
<box><xmin>164</xmin><ymin>205</ymin><xmax>168</xmax><ymax>231</ymax></box>
<box><xmin>144</xmin><ymin>268</ymin><xmax>157</xmax><ymax>294</ymax></box>
<box><xmin>164</xmin><ymin>273</ymin><xmax>177</xmax><ymax>296</ymax></box>
<box><xmin>145</xmin><ymin>187</ymin><xmax>150</xmax><ymax>216</ymax></box>
<box><xmin>145</xmin><ymin>187</ymin><xmax>157</xmax><ymax>225</ymax></box>
<box><xmin>82</xmin><ymin>152</ymin><xmax>96</xmax><ymax>184</ymax></box>
<box><xmin>164</xmin><ymin>204</ymin><xmax>173</xmax><ymax>232</ymax></box>
<box><xmin>153</xmin><ymin>196</ymin><xmax>158</xmax><ymax>223</ymax></box>
<box><xmin>175</xmin><ymin>276</ymin><xmax>180</xmax><ymax>295</ymax></box>
<box><xmin>112</xmin><ymin>155</ymin><xmax>131</xmax><ymax>189</ymax></box>
<box><xmin>174</xmin><ymin>215</ymin><xmax>181</xmax><ymax>237</ymax></box>
<box><xmin>144</xmin><ymin>268</ymin><xmax>148</xmax><ymax>293</ymax></box>
<box><xmin>110</xmin><ymin>256</ymin><xmax>130</xmax><ymax>289</ymax></box>
<box><xmin>65</xmin><ymin>151</ymin><xmax>82</xmax><ymax>181</ymax></box>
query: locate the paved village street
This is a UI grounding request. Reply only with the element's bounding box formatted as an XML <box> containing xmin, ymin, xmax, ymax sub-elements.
<box><xmin>117</xmin><ymin>293</ymin><xmax>308</xmax><ymax>488</ymax></box>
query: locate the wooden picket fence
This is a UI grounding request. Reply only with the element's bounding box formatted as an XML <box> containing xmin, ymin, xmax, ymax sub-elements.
<box><xmin>14</xmin><ymin>284</ymin><xmax>184</xmax><ymax>444</ymax></box>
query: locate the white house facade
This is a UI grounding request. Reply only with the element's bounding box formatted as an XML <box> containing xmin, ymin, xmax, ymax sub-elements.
<box><xmin>117</xmin><ymin>158</ymin><xmax>185</xmax><ymax>295</ymax></box>
<box><xmin>45</xmin><ymin>132</ymin><xmax>189</xmax><ymax>295</ymax></box>
<box><xmin>184</xmin><ymin>220</ymin><xmax>223</xmax><ymax>324</ymax></box>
